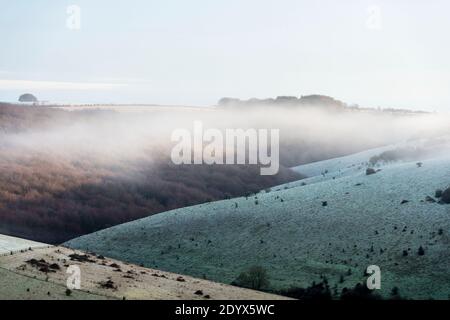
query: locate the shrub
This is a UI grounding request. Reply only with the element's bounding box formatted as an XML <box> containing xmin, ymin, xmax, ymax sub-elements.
<box><xmin>441</xmin><ymin>187</ymin><xmax>450</xmax><ymax>204</ymax></box>
<box><xmin>340</xmin><ymin>283</ymin><xmax>381</xmax><ymax>300</ymax></box>
<box><xmin>390</xmin><ymin>287</ymin><xmax>402</xmax><ymax>299</ymax></box>
<box><xmin>231</xmin><ymin>266</ymin><xmax>270</xmax><ymax>290</ymax></box>
<box><xmin>418</xmin><ymin>246</ymin><xmax>425</xmax><ymax>256</ymax></box>
<box><xmin>279</xmin><ymin>281</ymin><xmax>331</xmax><ymax>301</ymax></box>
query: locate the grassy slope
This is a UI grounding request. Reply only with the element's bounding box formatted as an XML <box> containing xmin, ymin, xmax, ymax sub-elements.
<box><xmin>0</xmin><ymin>234</ymin><xmax>49</xmax><ymax>255</ymax></box>
<box><xmin>0</xmin><ymin>268</ymin><xmax>107</xmax><ymax>300</ymax></box>
<box><xmin>0</xmin><ymin>246</ymin><xmax>286</xmax><ymax>300</ymax></box>
<box><xmin>66</xmin><ymin>148</ymin><xmax>450</xmax><ymax>299</ymax></box>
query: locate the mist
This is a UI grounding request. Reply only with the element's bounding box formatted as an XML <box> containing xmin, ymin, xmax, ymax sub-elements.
<box><xmin>1</xmin><ymin>102</ymin><xmax>449</xmax><ymax>243</ymax></box>
<box><xmin>2</xmin><ymin>104</ymin><xmax>449</xmax><ymax>171</ymax></box>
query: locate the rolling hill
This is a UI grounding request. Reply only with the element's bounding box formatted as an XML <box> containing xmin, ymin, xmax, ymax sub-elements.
<box><xmin>65</xmin><ymin>137</ymin><xmax>450</xmax><ymax>299</ymax></box>
<box><xmin>0</xmin><ymin>236</ymin><xmax>286</xmax><ymax>300</ymax></box>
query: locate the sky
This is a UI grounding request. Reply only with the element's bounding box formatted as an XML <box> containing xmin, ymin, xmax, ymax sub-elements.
<box><xmin>0</xmin><ymin>0</ymin><xmax>449</xmax><ymax>111</ymax></box>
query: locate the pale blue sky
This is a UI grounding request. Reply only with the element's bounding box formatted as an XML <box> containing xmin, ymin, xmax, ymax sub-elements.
<box><xmin>0</xmin><ymin>0</ymin><xmax>449</xmax><ymax>111</ymax></box>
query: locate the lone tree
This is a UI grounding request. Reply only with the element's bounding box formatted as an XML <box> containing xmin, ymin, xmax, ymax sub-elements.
<box><xmin>232</xmin><ymin>266</ymin><xmax>270</xmax><ymax>290</ymax></box>
<box><xmin>18</xmin><ymin>93</ymin><xmax>38</xmax><ymax>103</ymax></box>
<box><xmin>441</xmin><ymin>187</ymin><xmax>450</xmax><ymax>204</ymax></box>
<box><xmin>418</xmin><ymin>246</ymin><xmax>425</xmax><ymax>256</ymax></box>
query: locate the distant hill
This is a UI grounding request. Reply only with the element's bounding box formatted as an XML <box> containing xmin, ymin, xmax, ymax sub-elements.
<box><xmin>217</xmin><ymin>94</ymin><xmax>428</xmax><ymax>114</ymax></box>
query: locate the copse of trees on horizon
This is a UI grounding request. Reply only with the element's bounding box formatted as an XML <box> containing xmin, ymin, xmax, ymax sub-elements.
<box><xmin>0</xmin><ymin>92</ymin><xmax>430</xmax><ymax>114</ymax></box>
<box><xmin>218</xmin><ymin>94</ymin><xmax>347</xmax><ymax>109</ymax></box>
<box><xmin>218</xmin><ymin>94</ymin><xmax>430</xmax><ymax>114</ymax></box>
<box><xmin>18</xmin><ymin>93</ymin><xmax>38</xmax><ymax>103</ymax></box>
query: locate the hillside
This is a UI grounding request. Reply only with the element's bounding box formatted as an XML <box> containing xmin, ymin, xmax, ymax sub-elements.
<box><xmin>0</xmin><ymin>103</ymin><xmax>301</xmax><ymax>243</ymax></box>
<box><xmin>66</xmin><ymin>139</ymin><xmax>450</xmax><ymax>299</ymax></box>
<box><xmin>0</xmin><ymin>234</ymin><xmax>49</xmax><ymax>255</ymax></box>
<box><xmin>0</xmin><ymin>239</ymin><xmax>287</xmax><ymax>300</ymax></box>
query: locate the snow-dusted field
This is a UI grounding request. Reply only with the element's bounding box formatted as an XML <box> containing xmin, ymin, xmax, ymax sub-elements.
<box><xmin>66</xmin><ymin>140</ymin><xmax>450</xmax><ymax>299</ymax></box>
<box><xmin>0</xmin><ymin>234</ymin><xmax>49</xmax><ymax>255</ymax></box>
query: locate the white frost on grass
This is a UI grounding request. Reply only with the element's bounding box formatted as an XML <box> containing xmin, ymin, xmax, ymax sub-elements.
<box><xmin>0</xmin><ymin>234</ymin><xmax>49</xmax><ymax>255</ymax></box>
<box><xmin>66</xmin><ymin>141</ymin><xmax>450</xmax><ymax>299</ymax></box>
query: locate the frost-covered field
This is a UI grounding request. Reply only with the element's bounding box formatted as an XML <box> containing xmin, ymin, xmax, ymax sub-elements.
<box><xmin>269</xmin><ymin>144</ymin><xmax>398</xmax><ymax>191</ymax></box>
<box><xmin>66</xmin><ymin>141</ymin><xmax>450</xmax><ymax>299</ymax></box>
<box><xmin>0</xmin><ymin>234</ymin><xmax>49</xmax><ymax>255</ymax></box>
<box><xmin>270</xmin><ymin>139</ymin><xmax>442</xmax><ymax>191</ymax></box>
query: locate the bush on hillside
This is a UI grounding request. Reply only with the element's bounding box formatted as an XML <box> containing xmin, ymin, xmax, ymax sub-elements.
<box><xmin>390</xmin><ymin>287</ymin><xmax>402</xmax><ymax>300</ymax></box>
<box><xmin>278</xmin><ymin>281</ymin><xmax>332</xmax><ymax>301</ymax></box>
<box><xmin>418</xmin><ymin>246</ymin><xmax>425</xmax><ymax>256</ymax></box>
<box><xmin>441</xmin><ymin>187</ymin><xmax>450</xmax><ymax>204</ymax></box>
<box><xmin>231</xmin><ymin>266</ymin><xmax>270</xmax><ymax>290</ymax></box>
<box><xmin>340</xmin><ymin>283</ymin><xmax>382</xmax><ymax>300</ymax></box>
